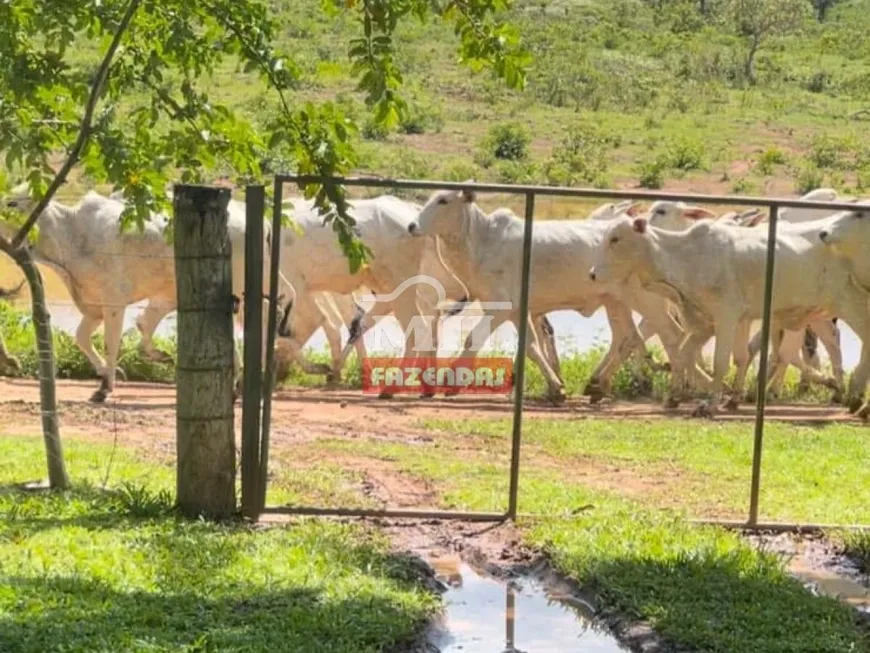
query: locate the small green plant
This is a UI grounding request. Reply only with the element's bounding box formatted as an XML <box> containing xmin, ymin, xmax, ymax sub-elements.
<box><xmin>361</xmin><ymin>117</ymin><xmax>391</xmax><ymax>141</ymax></box>
<box><xmin>731</xmin><ymin>177</ymin><xmax>755</xmax><ymax>194</ymax></box>
<box><xmin>496</xmin><ymin>160</ymin><xmax>538</xmax><ymax>184</ymax></box>
<box><xmin>755</xmin><ymin>147</ymin><xmax>787</xmax><ymax>175</ymax></box>
<box><xmin>398</xmin><ymin>99</ymin><xmax>445</xmax><ymax>135</ymax></box>
<box><xmin>443</xmin><ymin>161</ymin><xmax>481</xmax><ymax>182</ymax></box>
<box><xmin>637</xmin><ymin>158</ymin><xmax>668</xmax><ymax>189</ymax></box>
<box><xmin>794</xmin><ymin>163</ymin><xmax>827</xmax><ymax>195</ymax></box>
<box><xmin>808</xmin><ymin>134</ymin><xmax>846</xmax><ymax>169</ymax></box>
<box><xmin>482</xmin><ymin>121</ymin><xmax>530</xmax><ymax>162</ymax></box>
<box><xmin>665</xmin><ymin>135</ymin><xmax>706</xmax><ymax>171</ymax></box>
<box><xmin>543</xmin><ymin>122</ymin><xmax>617</xmax><ymax>187</ymax></box>
<box><xmin>114</xmin><ymin>482</ymin><xmax>174</xmax><ymax>518</ymax></box>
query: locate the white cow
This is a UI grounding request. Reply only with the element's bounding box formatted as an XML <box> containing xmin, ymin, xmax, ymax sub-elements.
<box><xmin>818</xmin><ymin>208</ymin><xmax>870</xmax><ymax>415</ymax></box>
<box><xmin>406</xmin><ymin>189</ymin><xmax>697</xmax><ymax>402</ymax></box>
<box><xmin>0</xmin><ymin>282</ymin><xmax>23</xmax><ymax>374</ymax></box>
<box><xmin>644</xmin><ymin>199</ymin><xmax>845</xmax><ymax>400</ymax></box>
<box><xmin>589</xmin><ymin>213</ymin><xmax>870</xmax><ymax>414</ymax></box>
<box><xmin>275</xmin><ymin>194</ymin><xmax>469</xmax><ymax>397</ymax></box>
<box><xmin>1</xmin><ymin>189</ymin><xmax>294</xmax><ymax>402</ymax></box>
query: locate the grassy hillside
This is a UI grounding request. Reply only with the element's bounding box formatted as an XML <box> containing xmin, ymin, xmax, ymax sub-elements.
<box><xmin>251</xmin><ymin>0</ymin><xmax>870</xmax><ymax>208</ymax></box>
<box><xmin>7</xmin><ymin>0</ymin><xmax>870</xmax><ymax>217</ymax></box>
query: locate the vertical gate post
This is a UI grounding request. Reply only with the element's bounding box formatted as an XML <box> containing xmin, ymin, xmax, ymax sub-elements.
<box><xmin>507</xmin><ymin>192</ymin><xmax>535</xmax><ymax>519</ymax></box>
<box><xmin>241</xmin><ymin>186</ymin><xmax>265</xmax><ymax>519</ymax></box>
<box><xmin>258</xmin><ymin>180</ymin><xmax>285</xmax><ymax>511</ymax></box>
<box><xmin>749</xmin><ymin>204</ymin><xmax>780</xmax><ymax>526</ymax></box>
<box><xmin>174</xmin><ymin>185</ymin><xmax>236</xmax><ymax>519</ymax></box>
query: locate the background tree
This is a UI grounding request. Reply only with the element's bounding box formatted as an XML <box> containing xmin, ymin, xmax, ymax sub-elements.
<box><xmin>0</xmin><ymin>0</ymin><xmax>529</xmax><ymax>488</ymax></box>
<box><xmin>811</xmin><ymin>0</ymin><xmax>842</xmax><ymax>21</ymax></box>
<box><xmin>728</xmin><ymin>0</ymin><xmax>811</xmax><ymax>84</ymax></box>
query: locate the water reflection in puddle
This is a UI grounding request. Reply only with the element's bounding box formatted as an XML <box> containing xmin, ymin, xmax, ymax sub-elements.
<box><xmin>427</xmin><ymin>557</ymin><xmax>627</xmax><ymax>653</ymax></box>
<box><xmin>789</xmin><ymin>559</ymin><xmax>870</xmax><ymax>613</ymax></box>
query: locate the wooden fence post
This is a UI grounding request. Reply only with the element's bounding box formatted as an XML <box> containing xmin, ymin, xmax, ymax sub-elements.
<box><xmin>173</xmin><ymin>184</ymin><xmax>236</xmax><ymax>519</ymax></box>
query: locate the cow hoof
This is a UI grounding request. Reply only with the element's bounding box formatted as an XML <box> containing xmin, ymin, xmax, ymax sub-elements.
<box><xmin>831</xmin><ymin>390</ymin><xmax>844</xmax><ymax>405</ymax></box>
<box><xmin>420</xmin><ymin>391</ymin><xmax>436</xmax><ymax>399</ymax></box>
<box><xmin>151</xmin><ymin>351</ymin><xmax>175</xmax><ymax>365</ymax></box>
<box><xmin>858</xmin><ymin>403</ymin><xmax>870</xmax><ymax>421</ymax></box>
<box><xmin>723</xmin><ymin>397</ymin><xmax>740</xmax><ymax>412</ymax></box>
<box><xmin>664</xmin><ymin>396</ymin><xmax>681</xmax><ymax>410</ymax></box>
<box><xmin>378</xmin><ymin>391</ymin><xmax>394</xmax><ymax>400</ymax></box>
<box><xmin>325</xmin><ymin>373</ymin><xmax>338</xmax><ymax>387</ymax></box>
<box><xmin>587</xmin><ymin>387</ymin><xmax>605</xmax><ymax>404</ymax></box>
<box><xmin>548</xmin><ymin>389</ymin><xmax>567</xmax><ymax>405</ymax></box>
<box><xmin>691</xmin><ymin>401</ymin><xmax>715</xmax><ymax>419</ymax></box>
<box><xmin>847</xmin><ymin>397</ymin><xmax>864</xmax><ymax>414</ymax></box>
<box><xmin>582</xmin><ymin>380</ymin><xmax>600</xmax><ymax>397</ymax></box>
<box><xmin>89</xmin><ymin>388</ymin><xmax>108</xmax><ymax>404</ymax></box>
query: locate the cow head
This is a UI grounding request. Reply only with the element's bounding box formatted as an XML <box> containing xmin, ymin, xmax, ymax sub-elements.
<box><xmin>408</xmin><ymin>187</ymin><xmax>475</xmax><ymax>237</ymax></box>
<box><xmin>818</xmin><ymin>210</ymin><xmax>869</xmax><ymax>256</ymax></box>
<box><xmin>588</xmin><ymin>216</ymin><xmax>651</xmax><ymax>285</ymax></box>
<box><xmin>645</xmin><ymin>201</ymin><xmax>716</xmax><ymax>232</ymax></box>
<box><xmin>587</xmin><ymin>200</ymin><xmax>642</xmax><ymax>221</ymax></box>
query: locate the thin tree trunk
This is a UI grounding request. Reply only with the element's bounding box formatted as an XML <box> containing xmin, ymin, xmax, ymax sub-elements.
<box><xmin>744</xmin><ymin>37</ymin><xmax>760</xmax><ymax>85</ymax></box>
<box><xmin>0</xmin><ymin>244</ymin><xmax>69</xmax><ymax>488</ymax></box>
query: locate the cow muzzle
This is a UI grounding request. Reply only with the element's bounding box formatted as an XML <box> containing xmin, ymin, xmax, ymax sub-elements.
<box><xmin>408</xmin><ymin>222</ymin><xmax>419</xmax><ymax>235</ymax></box>
<box><xmin>588</xmin><ymin>268</ymin><xmax>597</xmax><ymax>282</ymax></box>
<box><xmin>819</xmin><ymin>230</ymin><xmax>829</xmax><ymax>243</ymax></box>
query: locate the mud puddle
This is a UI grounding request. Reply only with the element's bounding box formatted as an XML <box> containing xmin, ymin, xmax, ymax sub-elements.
<box><xmin>789</xmin><ymin>558</ymin><xmax>870</xmax><ymax>613</ymax></box>
<box><xmin>425</xmin><ymin>556</ymin><xmax>627</xmax><ymax>652</ymax></box>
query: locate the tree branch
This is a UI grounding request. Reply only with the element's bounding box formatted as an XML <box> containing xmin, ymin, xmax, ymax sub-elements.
<box><xmin>12</xmin><ymin>0</ymin><xmax>142</xmax><ymax>248</ymax></box>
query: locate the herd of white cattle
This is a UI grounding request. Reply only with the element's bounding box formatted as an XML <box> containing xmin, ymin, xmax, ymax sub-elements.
<box><xmin>0</xmin><ymin>183</ymin><xmax>868</xmax><ymax>419</ymax></box>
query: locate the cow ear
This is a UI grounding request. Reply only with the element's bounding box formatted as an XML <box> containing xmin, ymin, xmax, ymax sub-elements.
<box><xmin>746</xmin><ymin>212</ymin><xmax>766</xmax><ymax>227</ymax></box>
<box><xmin>461</xmin><ymin>189</ymin><xmax>476</xmax><ymax>203</ymax></box>
<box><xmin>682</xmin><ymin>206</ymin><xmax>716</xmax><ymax>220</ymax></box>
<box><xmin>626</xmin><ymin>202</ymin><xmax>642</xmax><ymax>217</ymax></box>
<box><xmin>632</xmin><ymin>217</ymin><xmax>648</xmax><ymax>234</ymax></box>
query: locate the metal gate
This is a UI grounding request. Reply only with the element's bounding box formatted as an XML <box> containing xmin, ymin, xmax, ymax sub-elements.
<box><xmin>239</xmin><ymin>176</ymin><xmax>865</xmax><ymax>531</ymax></box>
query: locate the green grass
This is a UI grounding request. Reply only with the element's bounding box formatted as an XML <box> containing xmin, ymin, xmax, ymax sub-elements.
<box><xmin>420</xmin><ymin>417</ymin><xmax>870</xmax><ymax>523</ymax></box>
<box><xmin>0</xmin><ymin>436</ymin><xmax>436</xmax><ymax>653</ymax></box>
<box><xmin>310</xmin><ymin>416</ymin><xmax>870</xmax><ymax>652</ymax></box>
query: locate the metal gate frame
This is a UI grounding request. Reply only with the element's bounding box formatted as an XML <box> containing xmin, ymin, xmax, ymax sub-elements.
<box><xmin>240</xmin><ymin>175</ymin><xmax>866</xmax><ymax>530</ymax></box>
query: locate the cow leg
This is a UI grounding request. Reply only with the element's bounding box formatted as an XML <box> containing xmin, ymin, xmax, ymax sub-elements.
<box><xmin>323</xmin><ymin>319</ymin><xmax>344</xmax><ymax>385</ymax></box>
<box><xmin>536</xmin><ymin>314</ymin><xmax>563</xmax><ymax>386</ymax></box>
<box><xmin>442</xmin><ymin>311</ymin><xmax>510</xmax><ymax>398</ymax></box>
<box><xmin>91</xmin><ymin>308</ymin><xmax>124</xmax><ymax>403</ymax></box>
<box><xmin>814</xmin><ymin>318</ymin><xmax>845</xmax><ymax>402</ymax></box>
<box><xmin>136</xmin><ymin>301</ymin><xmax>175</xmax><ymax>364</ymax></box>
<box><xmin>76</xmin><ymin>313</ymin><xmax>111</xmax><ymax>381</ymax></box>
<box><xmin>725</xmin><ymin>320</ymin><xmax>751</xmax><ymax>411</ymax></box>
<box><xmin>764</xmin><ymin>328</ymin><xmax>792</xmax><ymax>400</ymax></box>
<box><xmin>0</xmin><ymin>332</ymin><xmax>20</xmax><ymax>375</ymax></box>
<box><xmin>589</xmin><ymin>302</ymin><xmax>645</xmax><ymax>401</ymax></box>
<box><xmin>518</xmin><ymin>314</ymin><xmax>565</xmax><ymax>403</ymax></box>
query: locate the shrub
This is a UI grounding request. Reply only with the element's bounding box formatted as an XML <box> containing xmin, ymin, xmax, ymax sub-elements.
<box><xmin>731</xmin><ymin>177</ymin><xmax>755</xmax><ymax>194</ymax></box>
<box><xmin>794</xmin><ymin>163</ymin><xmax>826</xmax><ymax>195</ymax></box>
<box><xmin>637</xmin><ymin>157</ymin><xmax>667</xmax><ymax>189</ymax></box>
<box><xmin>481</xmin><ymin>122</ymin><xmax>530</xmax><ymax>162</ymax></box>
<box><xmin>664</xmin><ymin>135</ymin><xmax>706</xmax><ymax>171</ymax></box>
<box><xmin>361</xmin><ymin>117</ymin><xmax>390</xmax><ymax>141</ymax></box>
<box><xmin>496</xmin><ymin>160</ymin><xmax>539</xmax><ymax>184</ymax></box>
<box><xmin>755</xmin><ymin>147</ymin><xmax>787</xmax><ymax>176</ymax></box>
<box><xmin>543</xmin><ymin>123</ymin><xmax>617</xmax><ymax>187</ymax></box>
<box><xmin>808</xmin><ymin>134</ymin><xmax>846</xmax><ymax>170</ymax></box>
<box><xmin>398</xmin><ymin>99</ymin><xmax>444</xmax><ymax>135</ymax></box>
<box><xmin>443</xmin><ymin>161</ymin><xmax>481</xmax><ymax>182</ymax></box>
